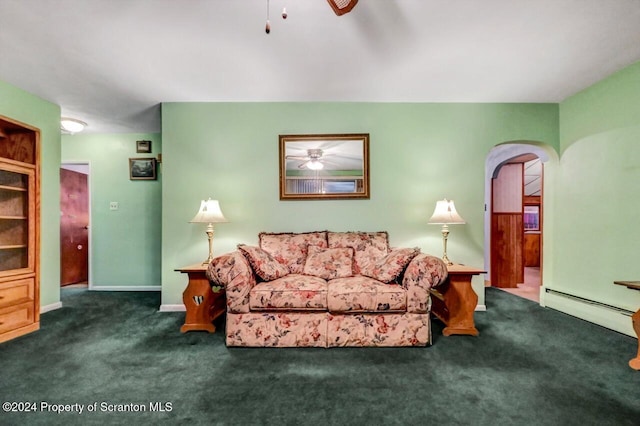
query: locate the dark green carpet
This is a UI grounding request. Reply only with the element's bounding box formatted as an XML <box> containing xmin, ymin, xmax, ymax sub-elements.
<box><xmin>0</xmin><ymin>288</ymin><xmax>638</xmax><ymax>425</ymax></box>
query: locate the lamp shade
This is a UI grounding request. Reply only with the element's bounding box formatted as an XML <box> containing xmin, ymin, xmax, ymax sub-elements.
<box><xmin>428</xmin><ymin>199</ymin><xmax>466</xmax><ymax>225</ymax></box>
<box><xmin>190</xmin><ymin>198</ymin><xmax>228</xmax><ymax>224</ymax></box>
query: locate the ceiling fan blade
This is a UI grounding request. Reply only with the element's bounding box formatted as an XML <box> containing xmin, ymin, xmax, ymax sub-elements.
<box><xmin>327</xmin><ymin>0</ymin><xmax>358</xmax><ymax>16</ymax></box>
<box><xmin>298</xmin><ymin>160</ymin><xmax>311</xmax><ymax>169</ymax></box>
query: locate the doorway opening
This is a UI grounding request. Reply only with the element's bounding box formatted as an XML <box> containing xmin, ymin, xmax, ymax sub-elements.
<box><xmin>60</xmin><ymin>163</ymin><xmax>91</xmax><ymax>289</ymax></box>
<box><xmin>484</xmin><ymin>143</ymin><xmax>552</xmax><ymax>304</ymax></box>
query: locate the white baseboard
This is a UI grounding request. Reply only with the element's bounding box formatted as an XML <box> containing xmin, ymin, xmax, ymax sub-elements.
<box><xmin>475</xmin><ymin>304</ymin><xmax>487</xmax><ymax>312</ymax></box>
<box><xmin>159</xmin><ymin>304</ymin><xmax>186</xmax><ymax>312</ymax></box>
<box><xmin>90</xmin><ymin>286</ymin><xmax>161</xmax><ymax>291</ymax></box>
<box><xmin>41</xmin><ymin>286</ymin><xmax>161</xmax><ymax>313</ymax></box>
<box><xmin>41</xmin><ymin>301</ymin><xmax>63</xmax><ymax>313</ymax></box>
<box><xmin>543</xmin><ymin>289</ymin><xmax>635</xmax><ymax>337</ymax></box>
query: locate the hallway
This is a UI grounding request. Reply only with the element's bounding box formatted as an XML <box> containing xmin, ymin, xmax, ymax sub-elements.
<box><xmin>497</xmin><ymin>267</ymin><xmax>540</xmax><ymax>303</ymax></box>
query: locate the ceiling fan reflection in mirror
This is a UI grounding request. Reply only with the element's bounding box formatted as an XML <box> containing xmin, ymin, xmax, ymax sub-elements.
<box><xmin>286</xmin><ymin>148</ymin><xmax>326</xmax><ymax>170</ymax></box>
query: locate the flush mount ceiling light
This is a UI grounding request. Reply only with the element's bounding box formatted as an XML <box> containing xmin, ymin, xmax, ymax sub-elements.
<box><xmin>60</xmin><ymin>117</ymin><xmax>87</xmax><ymax>134</ymax></box>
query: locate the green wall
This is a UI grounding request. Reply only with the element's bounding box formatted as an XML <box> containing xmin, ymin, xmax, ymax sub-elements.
<box><xmin>61</xmin><ymin>133</ymin><xmax>162</xmax><ymax>288</ymax></box>
<box><xmin>161</xmin><ymin>102</ymin><xmax>559</xmax><ymax>307</ymax></box>
<box><xmin>549</xmin><ymin>61</ymin><xmax>640</xmax><ymax>324</ymax></box>
<box><xmin>0</xmin><ymin>80</ymin><xmax>61</xmax><ymax>308</ymax></box>
<box><xmin>559</xmin><ymin>61</ymin><xmax>640</xmax><ymax>152</ymax></box>
<box><xmin>3</xmin><ymin>58</ymin><xmax>637</xmax><ymax>336</ymax></box>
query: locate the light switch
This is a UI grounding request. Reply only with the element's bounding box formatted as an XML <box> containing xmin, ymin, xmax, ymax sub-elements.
<box><xmin>110</xmin><ymin>202</ymin><xmax>119</xmax><ymax>210</ymax></box>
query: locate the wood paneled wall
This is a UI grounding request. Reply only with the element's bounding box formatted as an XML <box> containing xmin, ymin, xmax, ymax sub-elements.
<box><xmin>524</xmin><ymin>233</ymin><xmax>540</xmax><ymax>267</ymax></box>
<box><xmin>491</xmin><ymin>164</ymin><xmax>524</xmax><ymax>288</ymax></box>
<box><xmin>493</xmin><ymin>164</ymin><xmax>522</xmax><ymax>213</ymax></box>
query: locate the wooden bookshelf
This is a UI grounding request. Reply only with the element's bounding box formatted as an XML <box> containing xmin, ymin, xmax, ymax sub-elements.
<box><xmin>0</xmin><ymin>115</ymin><xmax>40</xmax><ymax>343</ymax></box>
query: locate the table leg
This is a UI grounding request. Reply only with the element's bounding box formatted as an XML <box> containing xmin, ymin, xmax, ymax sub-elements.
<box><xmin>630</xmin><ymin>308</ymin><xmax>640</xmax><ymax>370</ymax></box>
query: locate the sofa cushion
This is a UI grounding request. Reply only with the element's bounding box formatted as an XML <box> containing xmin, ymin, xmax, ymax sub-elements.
<box><xmin>303</xmin><ymin>246</ymin><xmax>354</xmax><ymax>280</ymax></box>
<box><xmin>362</xmin><ymin>247</ymin><xmax>421</xmax><ymax>283</ymax></box>
<box><xmin>250</xmin><ymin>274</ymin><xmax>328</xmax><ymax>311</ymax></box>
<box><xmin>238</xmin><ymin>244</ymin><xmax>290</xmax><ymax>281</ymax></box>
<box><xmin>259</xmin><ymin>231</ymin><xmax>328</xmax><ymax>274</ymax></box>
<box><xmin>327</xmin><ymin>313</ymin><xmax>430</xmax><ymax>347</ymax></box>
<box><xmin>226</xmin><ymin>312</ymin><xmax>328</xmax><ymax>347</ymax></box>
<box><xmin>327</xmin><ymin>276</ymin><xmax>406</xmax><ymax>313</ymax></box>
<box><xmin>327</xmin><ymin>231</ymin><xmax>389</xmax><ymax>276</ymax></box>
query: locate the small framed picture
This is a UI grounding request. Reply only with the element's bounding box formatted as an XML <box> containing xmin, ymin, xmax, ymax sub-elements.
<box><xmin>136</xmin><ymin>140</ymin><xmax>152</xmax><ymax>153</ymax></box>
<box><xmin>129</xmin><ymin>158</ymin><xmax>157</xmax><ymax>180</ymax></box>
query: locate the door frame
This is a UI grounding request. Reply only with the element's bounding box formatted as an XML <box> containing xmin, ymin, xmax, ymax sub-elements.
<box><xmin>60</xmin><ymin>161</ymin><xmax>92</xmax><ymax>289</ymax></box>
<box><xmin>484</xmin><ymin>142</ymin><xmax>553</xmax><ymax>297</ymax></box>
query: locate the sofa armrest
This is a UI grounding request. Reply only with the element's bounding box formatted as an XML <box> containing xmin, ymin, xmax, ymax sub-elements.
<box><xmin>401</xmin><ymin>254</ymin><xmax>448</xmax><ymax>313</ymax></box>
<box><xmin>206</xmin><ymin>251</ymin><xmax>256</xmax><ymax>314</ymax></box>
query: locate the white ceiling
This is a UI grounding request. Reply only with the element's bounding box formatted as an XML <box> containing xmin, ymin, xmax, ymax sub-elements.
<box><xmin>1</xmin><ymin>0</ymin><xmax>639</xmax><ymax>134</ymax></box>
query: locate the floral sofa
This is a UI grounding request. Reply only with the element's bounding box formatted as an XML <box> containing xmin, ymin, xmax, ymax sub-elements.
<box><xmin>206</xmin><ymin>231</ymin><xmax>448</xmax><ymax>347</ymax></box>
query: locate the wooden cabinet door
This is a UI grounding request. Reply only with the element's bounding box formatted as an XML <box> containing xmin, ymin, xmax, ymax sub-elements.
<box><xmin>0</xmin><ymin>162</ymin><xmax>35</xmax><ymax>276</ymax></box>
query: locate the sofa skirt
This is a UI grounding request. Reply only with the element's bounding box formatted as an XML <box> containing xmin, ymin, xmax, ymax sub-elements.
<box><xmin>225</xmin><ymin>312</ymin><xmax>431</xmax><ymax>347</ymax></box>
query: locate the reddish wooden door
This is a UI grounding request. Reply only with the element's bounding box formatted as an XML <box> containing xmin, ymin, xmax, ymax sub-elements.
<box><xmin>491</xmin><ymin>163</ymin><xmax>523</xmax><ymax>288</ymax></box>
<box><xmin>60</xmin><ymin>168</ymin><xmax>89</xmax><ymax>285</ymax></box>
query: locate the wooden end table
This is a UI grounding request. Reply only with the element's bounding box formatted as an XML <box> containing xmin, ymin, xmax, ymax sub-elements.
<box><xmin>613</xmin><ymin>280</ymin><xmax>640</xmax><ymax>370</ymax></box>
<box><xmin>430</xmin><ymin>264</ymin><xmax>485</xmax><ymax>336</ymax></box>
<box><xmin>175</xmin><ymin>263</ymin><xmax>226</xmax><ymax>333</ymax></box>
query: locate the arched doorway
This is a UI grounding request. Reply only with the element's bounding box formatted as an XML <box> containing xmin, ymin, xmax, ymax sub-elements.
<box><xmin>484</xmin><ymin>142</ymin><xmax>555</xmax><ymax>303</ymax></box>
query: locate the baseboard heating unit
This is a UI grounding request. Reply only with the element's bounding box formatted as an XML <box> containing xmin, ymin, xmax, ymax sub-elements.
<box><xmin>545</xmin><ymin>288</ymin><xmax>634</xmax><ymax>315</ymax></box>
<box><xmin>544</xmin><ymin>288</ymin><xmax>635</xmax><ymax>337</ymax></box>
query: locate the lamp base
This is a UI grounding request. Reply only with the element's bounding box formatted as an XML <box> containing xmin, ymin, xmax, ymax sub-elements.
<box><xmin>202</xmin><ymin>224</ymin><xmax>215</xmax><ymax>266</ymax></box>
<box><xmin>440</xmin><ymin>224</ymin><xmax>454</xmax><ymax>266</ymax></box>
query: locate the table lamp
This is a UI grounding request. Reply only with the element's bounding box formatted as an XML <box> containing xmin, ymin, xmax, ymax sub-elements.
<box><xmin>428</xmin><ymin>199</ymin><xmax>466</xmax><ymax>265</ymax></box>
<box><xmin>190</xmin><ymin>198</ymin><xmax>228</xmax><ymax>265</ymax></box>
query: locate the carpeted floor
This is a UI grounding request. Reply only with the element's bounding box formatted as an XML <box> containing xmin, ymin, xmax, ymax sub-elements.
<box><xmin>0</xmin><ymin>287</ymin><xmax>638</xmax><ymax>425</ymax></box>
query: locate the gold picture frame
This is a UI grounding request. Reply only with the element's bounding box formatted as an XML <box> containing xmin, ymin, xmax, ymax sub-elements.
<box><xmin>279</xmin><ymin>133</ymin><xmax>370</xmax><ymax>200</ymax></box>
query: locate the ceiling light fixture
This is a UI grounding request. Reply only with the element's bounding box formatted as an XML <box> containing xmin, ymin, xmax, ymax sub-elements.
<box><xmin>61</xmin><ymin>117</ymin><xmax>87</xmax><ymax>134</ymax></box>
<box><xmin>305</xmin><ymin>149</ymin><xmax>324</xmax><ymax>170</ymax></box>
<box><xmin>307</xmin><ymin>159</ymin><xmax>324</xmax><ymax>170</ymax></box>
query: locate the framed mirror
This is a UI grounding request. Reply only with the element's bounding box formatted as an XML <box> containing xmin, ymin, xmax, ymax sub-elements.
<box><xmin>279</xmin><ymin>133</ymin><xmax>370</xmax><ymax>200</ymax></box>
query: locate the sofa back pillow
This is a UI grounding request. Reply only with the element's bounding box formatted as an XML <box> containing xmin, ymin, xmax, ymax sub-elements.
<box><xmin>303</xmin><ymin>246</ymin><xmax>354</xmax><ymax>280</ymax></box>
<box><xmin>327</xmin><ymin>231</ymin><xmax>389</xmax><ymax>276</ymax></box>
<box><xmin>362</xmin><ymin>247</ymin><xmax>421</xmax><ymax>283</ymax></box>
<box><xmin>238</xmin><ymin>244</ymin><xmax>290</xmax><ymax>281</ymax></box>
<box><xmin>259</xmin><ymin>231</ymin><xmax>328</xmax><ymax>274</ymax></box>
